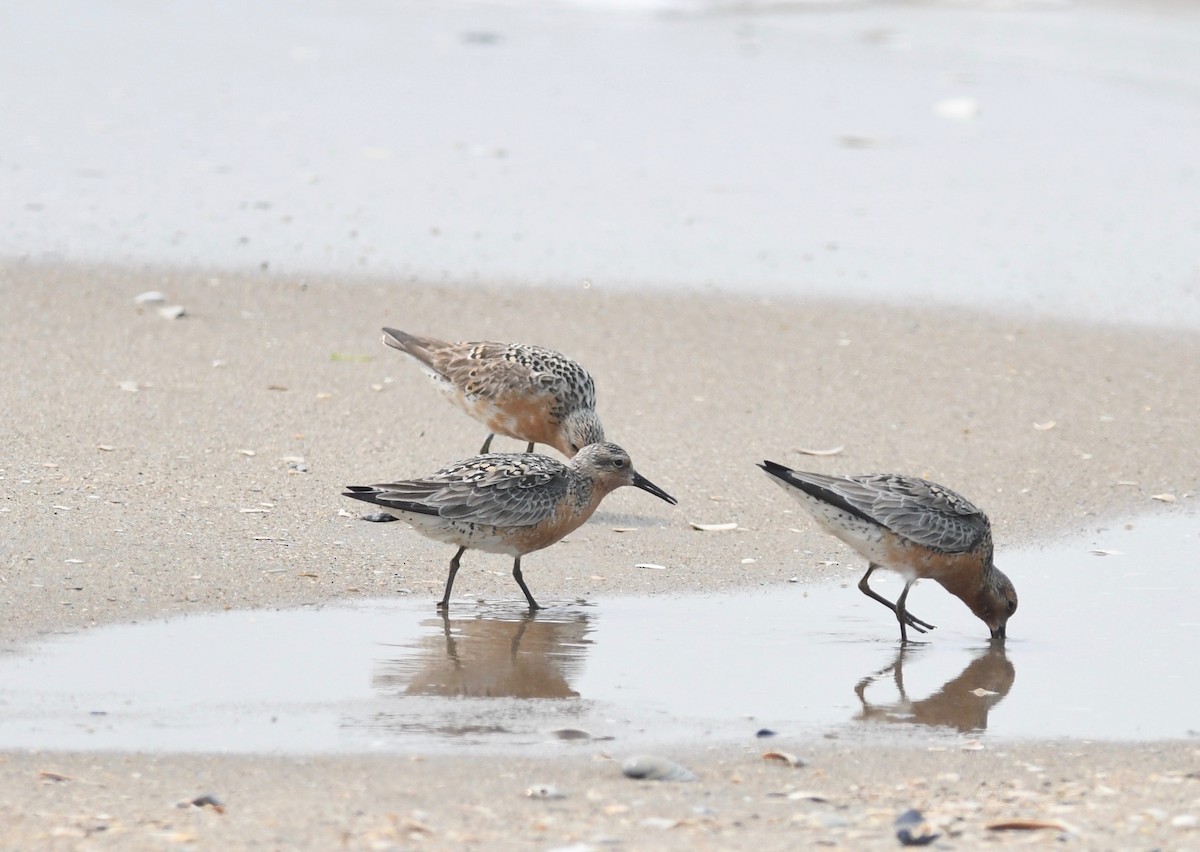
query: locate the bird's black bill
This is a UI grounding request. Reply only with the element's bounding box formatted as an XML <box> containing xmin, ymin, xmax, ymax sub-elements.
<box><xmin>633</xmin><ymin>472</ymin><xmax>678</xmax><ymax>505</ymax></box>
<box><xmin>990</xmin><ymin>624</ymin><xmax>1007</xmax><ymax>642</ymax></box>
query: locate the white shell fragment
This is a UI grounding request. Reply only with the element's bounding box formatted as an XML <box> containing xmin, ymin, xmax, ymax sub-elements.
<box><xmin>158</xmin><ymin>304</ymin><xmax>186</xmax><ymax>319</ymax></box>
<box><xmin>523</xmin><ymin>784</ymin><xmax>566</xmax><ymax>800</ymax></box>
<box><xmin>689</xmin><ymin>521</ymin><xmax>737</xmax><ymax>531</ymax></box>
<box><xmin>1089</xmin><ymin>549</ymin><xmax>1122</xmax><ymax>556</ymax></box>
<box><xmin>635</xmin><ymin>563</ymin><xmax>667</xmax><ymax>570</ymax></box>
<box><xmin>1033</xmin><ymin>421</ymin><xmax>1057</xmax><ymax>431</ymax></box>
<box><xmin>620</xmin><ymin>755</ymin><xmax>697</xmax><ymax>782</ymax></box>
<box><xmin>282</xmin><ymin>455</ymin><xmax>310</xmax><ymax>473</ymax></box>
<box><xmin>134</xmin><ymin>291</ymin><xmax>166</xmax><ymax>305</ymax></box>
<box><xmin>117</xmin><ymin>380</ymin><xmax>140</xmax><ymax>392</ymax></box>
<box><xmin>762</xmin><ymin>751</ymin><xmax>806</xmax><ymax>768</ymax></box>
<box><xmin>794</xmin><ymin>445</ymin><xmax>845</xmax><ymax>456</ymax></box>
<box><xmin>785</xmin><ymin>790</ymin><xmax>830</xmax><ymax>802</ymax></box>
<box><xmin>1151</xmin><ymin>493</ymin><xmax>1177</xmax><ymax>502</ymax></box>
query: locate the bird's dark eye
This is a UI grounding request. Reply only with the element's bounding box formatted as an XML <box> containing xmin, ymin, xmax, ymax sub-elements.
<box><xmin>613</xmin><ymin>458</ymin><xmax>626</xmax><ymax>468</ymax></box>
<box><xmin>570</xmin><ymin>443</ymin><xmax>580</xmax><ymax>453</ymax></box>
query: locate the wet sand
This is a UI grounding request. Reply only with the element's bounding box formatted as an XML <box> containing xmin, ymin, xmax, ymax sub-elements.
<box><xmin>2</xmin><ymin>261</ymin><xmax>1198</xmax><ymax>847</ymax></box>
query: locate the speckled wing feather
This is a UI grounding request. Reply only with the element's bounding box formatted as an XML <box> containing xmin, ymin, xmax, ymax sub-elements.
<box><xmin>345</xmin><ymin>453</ymin><xmax>570</xmax><ymax>527</ymax></box>
<box><xmin>440</xmin><ymin>343</ymin><xmax>596</xmax><ymax>409</ymax></box>
<box><xmin>770</xmin><ymin>467</ymin><xmax>988</xmax><ymax>554</ymax></box>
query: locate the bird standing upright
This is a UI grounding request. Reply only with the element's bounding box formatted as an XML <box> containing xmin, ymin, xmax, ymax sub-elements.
<box><xmin>381</xmin><ymin>327</ymin><xmax>605</xmax><ymax>457</ymax></box>
<box><xmin>758</xmin><ymin>461</ymin><xmax>1017</xmax><ymax>643</ymax></box>
<box><xmin>345</xmin><ymin>442</ymin><xmax>676</xmax><ymax>610</ymax></box>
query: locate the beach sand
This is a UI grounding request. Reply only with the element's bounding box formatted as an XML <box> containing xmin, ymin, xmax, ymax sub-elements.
<box><xmin>2</xmin><ymin>261</ymin><xmax>1198</xmax><ymax>847</ymax></box>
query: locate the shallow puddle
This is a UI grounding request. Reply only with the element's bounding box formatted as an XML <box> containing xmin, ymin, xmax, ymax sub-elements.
<box><xmin>0</xmin><ymin>514</ymin><xmax>1195</xmax><ymax>754</ymax></box>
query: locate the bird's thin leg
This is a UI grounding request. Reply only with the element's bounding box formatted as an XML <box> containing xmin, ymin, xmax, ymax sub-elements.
<box><xmin>858</xmin><ymin>564</ymin><xmax>936</xmax><ymax>633</ymax></box>
<box><xmin>896</xmin><ymin>578</ymin><xmax>919</xmax><ymax>645</ymax></box>
<box><xmin>524</xmin><ymin>442</ymin><xmax>535</xmax><ymax>453</ymax></box>
<box><xmin>438</xmin><ymin>547</ymin><xmax>466</xmax><ymax>610</ymax></box>
<box><xmin>479</xmin><ymin>434</ymin><xmax>495</xmax><ymax>454</ymax></box>
<box><xmin>512</xmin><ymin>556</ymin><xmax>542</xmax><ymax>611</ymax></box>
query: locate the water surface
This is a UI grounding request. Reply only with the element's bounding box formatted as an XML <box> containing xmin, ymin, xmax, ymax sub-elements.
<box><xmin>0</xmin><ymin>513</ymin><xmax>1194</xmax><ymax>753</ymax></box>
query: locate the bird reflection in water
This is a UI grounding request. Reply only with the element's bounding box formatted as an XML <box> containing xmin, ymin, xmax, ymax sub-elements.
<box><xmin>373</xmin><ymin>608</ymin><xmax>593</xmax><ymax>700</ymax></box>
<box><xmin>854</xmin><ymin>644</ymin><xmax>1015</xmax><ymax>733</ymax></box>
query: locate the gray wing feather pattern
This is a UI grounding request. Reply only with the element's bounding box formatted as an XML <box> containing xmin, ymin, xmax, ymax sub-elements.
<box><xmin>786</xmin><ymin>470</ymin><xmax>988</xmax><ymax>554</ymax></box>
<box><xmin>354</xmin><ymin>453</ymin><xmax>570</xmax><ymax>528</ymax></box>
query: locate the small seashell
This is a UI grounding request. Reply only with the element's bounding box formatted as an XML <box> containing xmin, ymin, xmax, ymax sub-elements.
<box><xmin>794</xmin><ymin>445</ymin><xmax>844</xmax><ymax>456</ymax></box>
<box><xmin>238</xmin><ymin>449</ymin><xmax>256</xmax><ymax>457</ymax></box>
<box><xmin>97</xmin><ymin>444</ymin><xmax>115</xmax><ymax>452</ymax></box>
<box><xmin>635</xmin><ymin>563</ymin><xmax>667</xmax><ymax>570</ymax></box>
<box><xmin>1033</xmin><ymin>420</ymin><xmax>1056</xmax><ymax>431</ymax></box>
<box><xmin>179</xmin><ymin>794</ymin><xmax>225</xmax><ymax>814</ymax></box>
<box><xmin>689</xmin><ymin>521</ymin><xmax>737</xmax><ymax>531</ymax></box>
<box><xmin>639</xmin><ymin>817</ymin><xmax>678</xmax><ymax>829</ymax></box>
<box><xmin>786</xmin><ymin>790</ymin><xmax>829</xmax><ymax>802</ymax></box>
<box><xmin>895</xmin><ymin>808</ymin><xmax>940</xmax><ymax>846</ymax></box>
<box><xmin>1151</xmin><ymin>493</ymin><xmax>1177</xmax><ymax>503</ymax></box>
<box><xmin>755</xmin><ymin>728</ymin><xmax>777</xmax><ymax>738</ymax></box>
<box><xmin>986</xmin><ymin>819</ymin><xmax>1069</xmax><ymax>832</ymax></box>
<box><xmin>117</xmin><ymin>380</ymin><xmax>140</xmax><ymax>392</ymax></box>
<box><xmin>363</xmin><ymin>512</ymin><xmax>400</xmax><ymax>523</ymax></box>
<box><xmin>1089</xmin><ymin>549</ymin><xmax>1122</xmax><ymax>557</ymax></box>
<box><xmin>158</xmin><ymin>304</ymin><xmax>186</xmax><ymax>320</ymax></box>
<box><xmin>550</xmin><ymin>728</ymin><xmax>593</xmax><ymax>741</ymax></box>
<box><xmin>762</xmin><ymin>751</ymin><xmax>806</xmax><ymax>768</ymax></box>
<box><xmin>620</xmin><ymin>755</ymin><xmax>697</xmax><ymax>782</ymax></box>
<box><xmin>611</xmin><ymin>527</ymin><xmax>637</xmax><ymax>533</ymax></box>
<box><xmin>134</xmin><ymin>291</ymin><xmax>166</xmax><ymax>305</ymax></box>
<box><xmin>523</xmin><ymin>784</ymin><xmax>565</xmax><ymax>800</ymax></box>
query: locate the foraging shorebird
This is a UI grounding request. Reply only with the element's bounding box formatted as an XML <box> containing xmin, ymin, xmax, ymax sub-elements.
<box><xmin>345</xmin><ymin>442</ymin><xmax>676</xmax><ymax>610</ymax></box>
<box><xmin>758</xmin><ymin>461</ymin><xmax>1017</xmax><ymax>643</ymax></box>
<box><xmin>381</xmin><ymin>327</ymin><xmax>604</xmax><ymax>457</ymax></box>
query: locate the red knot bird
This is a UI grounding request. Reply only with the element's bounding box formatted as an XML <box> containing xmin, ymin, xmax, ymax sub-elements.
<box><xmin>381</xmin><ymin>327</ymin><xmax>604</xmax><ymax>457</ymax></box>
<box><xmin>345</xmin><ymin>442</ymin><xmax>676</xmax><ymax>610</ymax></box>
<box><xmin>758</xmin><ymin>461</ymin><xmax>1017</xmax><ymax>643</ymax></box>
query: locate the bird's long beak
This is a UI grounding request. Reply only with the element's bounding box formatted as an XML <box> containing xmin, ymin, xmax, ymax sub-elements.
<box><xmin>632</xmin><ymin>472</ymin><xmax>677</xmax><ymax>505</ymax></box>
<box><xmin>990</xmin><ymin>623</ymin><xmax>1007</xmax><ymax>642</ymax></box>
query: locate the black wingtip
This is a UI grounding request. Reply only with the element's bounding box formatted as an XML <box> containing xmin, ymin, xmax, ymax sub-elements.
<box><xmin>758</xmin><ymin>459</ymin><xmax>793</xmax><ymax>480</ymax></box>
